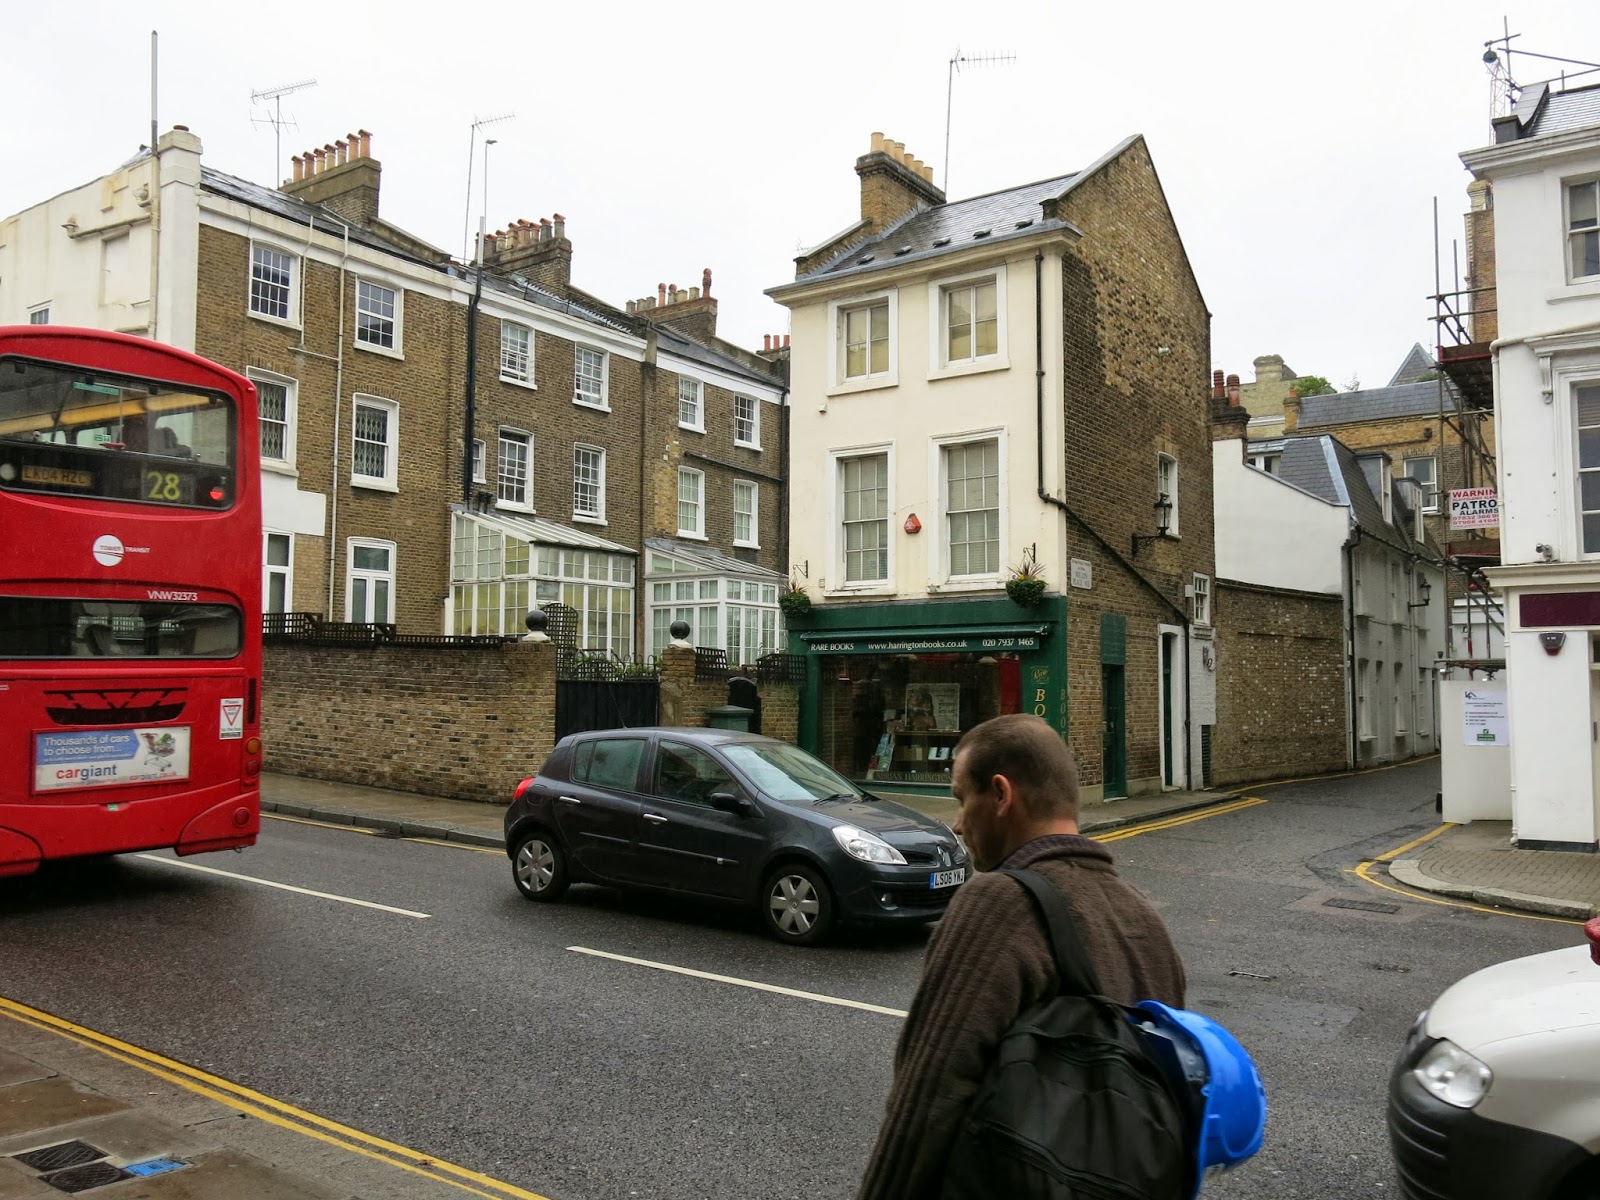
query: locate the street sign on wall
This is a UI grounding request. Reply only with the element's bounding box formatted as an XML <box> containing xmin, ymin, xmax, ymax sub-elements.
<box><xmin>1449</xmin><ymin>487</ymin><xmax>1499</xmax><ymax>530</ymax></box>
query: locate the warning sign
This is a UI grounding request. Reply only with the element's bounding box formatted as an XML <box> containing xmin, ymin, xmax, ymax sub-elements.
<box><xmin>219</xmin><ymin>698</ymin><xmax>244</xmax><ymax>740</ymax></box>
<box><xmin>1449</xmin><ymin>488</ymin><xmax>1499</xmax><ymax>530</ymax></box>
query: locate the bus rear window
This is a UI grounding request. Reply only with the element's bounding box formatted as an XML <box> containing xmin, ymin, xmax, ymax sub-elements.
<box><xmin>0</xmin><ymin>357</ymin><xmax>235</xmax><ymax>508</ymax></box>
<box><xmin>0</xmin><ymin>597</ymin><xmax>243</xmax><ymax>659</ymax></box>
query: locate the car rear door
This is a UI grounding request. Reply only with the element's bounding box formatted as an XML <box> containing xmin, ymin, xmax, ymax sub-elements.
<box><xmin>550</xmin><ymin>735</ymin><xmax>648</xmax><ymax>883</ymax></box>
<box><xmin>634</xmin><ymin>739</ymin><xmax>768</xmax><ymax>901</ymax></box>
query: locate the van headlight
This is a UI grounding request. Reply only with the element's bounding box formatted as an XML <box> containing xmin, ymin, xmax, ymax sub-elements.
<box><xmin>832</xmin><ymin>825</ymin><xmax>907</xmax><ymax>864</ymax></box>
<box><xmin>1414</xmin><ymin>1039</ymin><xmax>1493</xmax><ymax>1109</ymax></box>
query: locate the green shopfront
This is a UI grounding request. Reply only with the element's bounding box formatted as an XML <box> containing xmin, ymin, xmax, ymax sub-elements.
<box><xmin>789</xmin><ymin>596</ymin><xmax>1067</xmax><ymax>792</ymax></box>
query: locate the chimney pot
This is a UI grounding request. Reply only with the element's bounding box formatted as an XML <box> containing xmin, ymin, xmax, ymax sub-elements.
<box><xmin>336</xmin><ymin>139</ymin><xmax>348</xmax><ymax>166</ymax></box>
<box><xmin>763</xmin><ymin>334</ymin><xmax>772</xmax><ymax>351</ymax></box>
<box><xmin>871</xmin><ymin>131</ymin><xmax>886</xmax><ymax>153</ymax></box>
<box><xmin>688</xmin><ymin>286</ymin><xmax>700</xmax><ymax>301</ymax></box>
<box><xmin>658</xmin><ymin>283</ymin><xmax>667</xmax><ymax>305</ymax></box>
<box><xmin>628</xmin><ymin>300</ymin><xmax>637</xmax><ymax>315</ymax></box>
<box><xmin>552</xmin><ymin>215</ymin><xmax>565</xmax><ymax>240</ymax></box>
<box><xmin>173</xmin><ymin>124</ymin><xmax>190</xmax><ymax>132</ymax></box>
<box><xmin>357</xmin><ymin>130</ymin><xmax>372</xmax><ymax>157</ymax></box>
<box><xmin>291</xmin><ymin>155</ymin><xmax>304</xmax><ymax>183</ymax></box>
<box><xmin>1212</xmin><ymin>369</ymin><xmax>1225</xmax><ymax>400</ymax></box>
<box><xmin>1226</xmin><ymin>373</ymin><xmax>1241</xmax><ymax>407</ymax></box>
<box><xmin>702</xmin><ymin>267</ymin><xmax>712</xmax><ymax>296</ymax></box>
<box><xmin>312</xmin><ymin>147</ymin><xmax>326</xmax><ymax>172</ymax></box>
<box><xmin>783</xmin><ymin>335</ymin><xmax>790</xmax><ymax>348</ymax></box>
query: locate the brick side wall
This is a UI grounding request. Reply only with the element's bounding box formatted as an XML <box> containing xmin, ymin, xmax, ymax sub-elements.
<box><xmin>262</xmin><ymin>640</ymin><xmax>556</xmax><ymax>802</ymax></box>
<box><xmin>657</xmin><ymin>646</ymin><xmax>799</xmax><ymax>743</ymax></box>
<box><xmin>1054</xmin><ymin>137</ymin><xmax>1215</xmax><ymax>793</ymax></box>
<box><xmin>1212</xmin><ymin>581</ymin><xmax>1347</xmax><ymax>784</ymax></box>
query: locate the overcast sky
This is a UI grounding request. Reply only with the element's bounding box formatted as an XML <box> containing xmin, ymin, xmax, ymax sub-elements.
<box><xmin>5</xmin><ymin>2</ymin><xmax>1598</xmax><ymax>392</ymax></box>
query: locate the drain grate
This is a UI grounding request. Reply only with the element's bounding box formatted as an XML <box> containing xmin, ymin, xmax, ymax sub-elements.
<box><xmin>1324</xmin><ymin>897</ymin><xmax>1401</xmax><ymax>915</ymax></box>
<box><xmin>40</xmin><ymin>1162</ymin><xmax>130</xmax><ymax>1193</ymax></box>
<box><xmin>13</xmin><ymin>1142</ymin><xmax>107</xmax><ymax>1173</ymax></box>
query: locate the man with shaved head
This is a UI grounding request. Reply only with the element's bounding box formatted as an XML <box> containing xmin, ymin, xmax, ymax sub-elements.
<box><xmin>858</xmin><ymin>714</ymin><xmax>1187</xmax><ymax>1200</ymax></box>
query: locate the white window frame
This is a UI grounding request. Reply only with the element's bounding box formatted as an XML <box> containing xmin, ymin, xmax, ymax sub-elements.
<box><xmin>1357</xmin><ymin>659</ymin><xmax>1372</xmax><ymax>741</ymax></box>
<box><xmin>574</xmin><ymin>344</ymin><xmax>609</xmax><ymax>410</ymax></box>
<box><xmin>927</xmin><ymin>264</ymin><xmax>1008</xmax><ymax>379</ymax></box>
<box><xmin>26</xmin><ymin>305</ymin><xmax>50</xmax><ymax>325</ymax></box>
<box><xmin>1247</xmin><ymin>451</ymin><xmax>1279</xmax><ymax>475</ymax></box>
<box><xmin>733</xmin><ymin>394</ymin><xmax>761</xmax><ymax>449</ymax></box>
<box><xmin>264</xmin><ymin>532</ymin><xmax>294</xmax><ymax>615</ymax></box>
<box><xmin>346</xmin><ymin>538</ymin><xmax>397</xmax><ymax>624</ymax></box>
<box><xmin>1403</xmin><ymin>455</ymin><xmax>1439</xmax><ymax>513</ymax></box>
<box><xmin>828</xmin><ymin>444</ymin><xmax>895</xmax><ymax>595</ymax></box>
<box><xmin>1394</xmin><ymin>662</ymin><xmax>1407</xmax><ymax>736</ymax></box>
<box><xmin>828</xmin><ymin>290</ymin><xmax>898</xmax><ymax>395</ymax></box>
<box><xmin>573</xmin><ymin>444</ymin><xmax>606</xmax><ymax>524</ymax></box>
<box><xmin>499</xmin><ymin>321</ymin><xmax>533</xmax><ymax>386</ymax></box>
<box><xmin>733</xmin><ymin>480</ymin><xmax>759</xmax><ymax>548</ymax></box>
<box><xmin>1191</xmin><ymin>573</ymin><xmax>1211</xmax><ymax>627</ymax></box>
<box><xmin>678</xmin><ymin>377</ymin><xmax>703</xmax><ymax>432</ymax></box>
<box><xmin>1568</xmin><ymin>178</ymin><xmax>1599</xmax><ymax>283</ymax></box>
<box><xmin>1575</xmin><ymin>378</ymin><xmax>1600</xmax><ymax>558</ymax></box>
<box><xmin>932</xmin><ymin>430</ymin><xmax>1006</xmax><ymax>589</ymax></box>
<box><xmin>472</xmin><ymin>439</ymin><xmax>486</xmax><ymax>484</ymax></box>
<box><xmin>248</xmin><ymin>241</ymin><xmax>299</xmax><ymax>326</ymax></box>
<box><xmin>246</xmin><ymin>367</ymin><xmax>297</xmax><ymax>472</ymax></box>
<box><xmin>497</xmin><ymin>428</ymin><xmax>533</xmax><ymax>512</ymax></box>
<box><xmin>1157</xmin><ymin>453</ymin><xmax>1180</xmax><ymax>538</ymax></box>
<box><xmin>677</xmin><ymin>467</ymin><xmax>706</xmax><ymax>539</ymax></box>
<box><xmin>350</xmin><ymin>394</ymin><xmax>399</xmax><ymax>491</ymax></box>
<box><xmin>354</xmin><ymin>278</ymin><xmax>402</xmax><ymax>356</ymax></box>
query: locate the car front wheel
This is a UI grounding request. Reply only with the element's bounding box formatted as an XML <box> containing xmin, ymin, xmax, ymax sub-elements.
<box><xmin>762</xmin><ymin>864</ymin><xmax>833</xmax><ymax>945</ymax></box>
<box><xmin>512</xmin><ymin>832</ymin><xmax>569</xmax><ymax>902</ymax></box>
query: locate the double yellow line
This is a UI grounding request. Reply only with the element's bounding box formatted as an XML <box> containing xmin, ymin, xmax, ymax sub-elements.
<box><xmin>0</xmin><ymin>995</ymin><xmax>548</xmax><ymax>1200</ymax></box>
<box><xmin>1098</xmin><ymin>795</ymin><xmax>1267</xmax><ymax>842</ymax></box>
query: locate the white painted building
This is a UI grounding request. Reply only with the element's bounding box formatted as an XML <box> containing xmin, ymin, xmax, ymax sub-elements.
<box><xmin>1466</xmin><ymin>80</ymin><xmax>1600</xmax><ymax>849</ymax></box>
<box><xmin>1214</xmin><ymin>428</ymin><xmax>1447</xmax><ymax>766</ymax></box>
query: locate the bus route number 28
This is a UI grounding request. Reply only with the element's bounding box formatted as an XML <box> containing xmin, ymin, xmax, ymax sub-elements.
<box><xmin>142</xmin><ymin>469</ymin><xmax>188</xmax><ymax>503</ymax></box>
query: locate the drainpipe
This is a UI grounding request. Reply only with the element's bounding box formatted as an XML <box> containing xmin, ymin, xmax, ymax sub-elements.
<box><xmin>637</xmin><ymin>325</ymin><xmax>657</xmax><ymax>656</ymax></box>
<box><xmin>324</xmin><ymin>222</ymin><xmax>350</xmax><ymax>619</ymax></box>
<box><xmin>463</xmin><ymin>220</ymin><xmax>485</xmax><ymax>506</ymax></box>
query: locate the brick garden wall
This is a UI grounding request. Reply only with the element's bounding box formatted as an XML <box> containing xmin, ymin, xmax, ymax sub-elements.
<box><xmin>656</xmin><ymin>646</ymin><xmax>799</xmax><ymax>743</ymax></box>
<box><xmin>262</xmin><ymin>639</ymin><xmax>557</xmax><ymax>803</ymax></box>
<box><xmin>1212</xmin><ymin>580</ymin><xmax>1348</xmax><ymax>785</ymax></box>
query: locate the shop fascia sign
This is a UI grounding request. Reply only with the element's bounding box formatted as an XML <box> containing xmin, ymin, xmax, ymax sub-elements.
<box><xmin>802</xmin><ymin>626</ymin><xmax>1048</xmax><ymax>655</ymax></box>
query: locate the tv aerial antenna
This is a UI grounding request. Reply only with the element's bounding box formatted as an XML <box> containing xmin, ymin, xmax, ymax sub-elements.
<box><xmin>251</xmin><ymin>79</ymin><xmax>317</xmax><ymax>182</ymax></box>
<box><xmin>1482</xmin><ymin>20</ymin><xmax>1600</xmax><ymax>120</ymax></box>
<box><xmin>944</xmin><ymin>48</ymin><xmax>1015</xmax><ymax>194</ymax></box>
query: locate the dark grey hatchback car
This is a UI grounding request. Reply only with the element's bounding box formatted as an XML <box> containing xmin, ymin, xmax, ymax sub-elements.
<box><xmin>503</xmin><ymin>728</ymin><xmax>968</xmax><ymax>944</ymax></box>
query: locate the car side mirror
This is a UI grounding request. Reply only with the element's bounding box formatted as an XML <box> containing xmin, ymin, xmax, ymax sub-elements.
<box><xmin>709</xmin><ymin>791</ymin><xmax>756</xmax><ymax>817</ymax></box>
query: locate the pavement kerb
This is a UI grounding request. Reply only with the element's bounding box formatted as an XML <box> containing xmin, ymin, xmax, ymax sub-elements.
<box><xmin>263</xmin><ymin>790</ymin><xmax>1241</xmax><ymax>850</ymax></box>
<box><xmin>1388</xmin><ymin>855</ymin><xmax>1597</xmax><ymax>921</ymax></box>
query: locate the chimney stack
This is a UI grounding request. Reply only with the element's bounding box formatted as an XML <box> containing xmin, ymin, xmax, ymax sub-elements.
<box><xmin>1211</xmin><ymin>368</ymin><xmax>1252</xmax><ymax>446</ymax></box>
<box><xmin>630</xmin><ymin>268</ymin><xmax>719</xmax><ymax>343</ymax></box>
<box><xmin>857</xmin><ymin>130</ymin><xmax>945</xmax><ymax>236</ymax></box>
<box><xmin>282</xmin><ymin>129</ymin><xmax>381</xmax><ymax>226</ymax></box>
<box><xmin>482</xmin><ymin>212</ymin><xmax>573</xmax><ymax>295</ymax></box>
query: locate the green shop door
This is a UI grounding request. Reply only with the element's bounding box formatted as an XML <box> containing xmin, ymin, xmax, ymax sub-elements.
<box><xmin>1101</xmin><ymin>665</ymin><xmax>1126</xmax><ymax>799</ymax></box>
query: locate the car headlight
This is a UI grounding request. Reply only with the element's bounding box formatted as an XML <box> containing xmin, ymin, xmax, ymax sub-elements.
<box><xmin>832</xmin><ymin>824</ymin><xmax>907</xmax><ymax>865</ymax></box>
<box><xmin>1414</xmin><ymin>1038</ymin><xmax>1493</xmax><ymax>1109</ymax></box>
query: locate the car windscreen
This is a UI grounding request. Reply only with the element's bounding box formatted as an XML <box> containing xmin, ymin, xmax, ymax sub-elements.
<box><xmin>0</xmin><ymin>596</ymin><xmax>243</xmax><ymax>659</ymax></box>
<box><xmin>0</xmin><ymin>356</ymin><xmax>236</xmax><ymax>509</ymax></box>
<box><xmin>721</xmin><ymin>742</ymin><xmax>862</xmax><ymax>802</ymax></box>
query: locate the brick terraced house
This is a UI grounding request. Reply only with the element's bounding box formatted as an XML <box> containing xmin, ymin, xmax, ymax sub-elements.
<box><xmin>768</xmin><ymin>132</ymin><xmax>1216</xmax><ymax>802</ymax></box>
<box><xmin>0</xmin><ymin>126</ymin><xmax>788</xmax><ymax>660</ymax></box>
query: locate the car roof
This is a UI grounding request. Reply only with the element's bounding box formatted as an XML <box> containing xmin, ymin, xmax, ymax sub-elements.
<box><xmin>557</xmin><ymin>727</ymin><xmax>777</xmax><ymax>749</ymax></box>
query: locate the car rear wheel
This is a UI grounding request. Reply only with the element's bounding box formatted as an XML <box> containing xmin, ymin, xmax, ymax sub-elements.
<box><xmin>512</xmin><ymin>832</ymin><xmax>569</xmax><ymax>902</ymax></box>
<box><xmin>762</xmin><ymin>864</ymin><xmax>833</xmax><ymax>945</ymax></box>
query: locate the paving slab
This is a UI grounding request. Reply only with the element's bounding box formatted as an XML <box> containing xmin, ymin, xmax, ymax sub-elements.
<box><xmin>1391</xmin><ymin>819</ymin><xmax>1600</xmax><ymax>919</ymax></box>
<box><xmin>0</xmin><ymin>1077</ymin><xmax>127</xmax><ymax>1139</ymax></box>
<box><xmin>0</xmin><ymin>1053</ymin><xmax>49</xmax><ymax>1091</ymax></box>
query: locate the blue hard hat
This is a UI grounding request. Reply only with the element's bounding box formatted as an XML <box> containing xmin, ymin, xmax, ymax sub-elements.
<box><xmin>1136</xmin><ymin>1001</ymin><xmax>1267</xmax><ymax>1193</ymax></box>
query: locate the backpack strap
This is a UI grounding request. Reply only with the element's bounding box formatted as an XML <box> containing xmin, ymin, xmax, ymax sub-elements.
<box><xmin>1002</xmin><ymin>868</ymin><xmax>1104</xmax><ymax>998</ymax></box>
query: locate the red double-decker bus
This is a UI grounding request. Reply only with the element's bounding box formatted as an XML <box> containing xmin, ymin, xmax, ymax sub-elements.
<box><xmin>0</xmin><ymin>326</ymin><xmax>263</xmax><ymax>875</ymax></box>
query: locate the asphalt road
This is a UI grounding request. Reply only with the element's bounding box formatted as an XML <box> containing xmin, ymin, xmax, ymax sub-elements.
<box><xmin>0</xmin><ymin>758</ymin><xmax>1582</xmax><ymax>1200</ymax></box>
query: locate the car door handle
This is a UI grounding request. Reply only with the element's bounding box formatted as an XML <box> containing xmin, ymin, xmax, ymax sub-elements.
<box><xmin>558</xmin><ymin>795</ymin><xmax>582</xmax><ymax>806</ymax></box>
<box><xmin>642</xmin><ymin>812</ymin><xmax>668</xmax><ymax>825</ymax></box>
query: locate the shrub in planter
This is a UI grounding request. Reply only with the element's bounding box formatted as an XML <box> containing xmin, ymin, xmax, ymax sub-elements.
<box><xmin>1006</xmin><ymin>560</ymin><xmax>1047</xmax><ymax>608</ymax></box>
<box><xmin>779</xmin><ymin>588</ymin><xmax>812</xmax><ymax>617</ymax></box>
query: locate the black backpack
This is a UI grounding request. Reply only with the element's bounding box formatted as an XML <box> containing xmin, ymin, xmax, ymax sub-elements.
<box><xmin>940</xmin><ymin>869</ymin><xmax>1196</xmax><ymax>1200</ymax></box>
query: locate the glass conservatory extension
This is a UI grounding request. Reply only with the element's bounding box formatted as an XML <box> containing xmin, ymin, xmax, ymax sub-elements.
<box><xmin>449</xmin><ymin>509</ymin><xmax>635</xmax><ymax>657</ymax></box>
<box><xmin>645</xmin><ymin>538</ymin><xmax>785</xmax><ymax>662</ymax></box>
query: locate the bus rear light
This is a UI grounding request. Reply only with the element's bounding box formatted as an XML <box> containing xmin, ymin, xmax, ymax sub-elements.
<box><xmin>244</xmin><ymin>737</ymin><xmax>262</xmax><ymax>755</ymax></box>
<box><xmin>244</xmin><ymin>759</ymin><xmax>261</xmax><ymax>777</ymax></box>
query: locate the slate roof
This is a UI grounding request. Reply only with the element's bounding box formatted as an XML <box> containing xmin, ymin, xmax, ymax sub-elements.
<box><xmin>1527</xmin><ymin>82</ymin><xmax>1600</xmax><ymax>138</ymax></box>
<box><xmin>1388</xmin><ymin>342</ymin><xmax>1436</xmax><ymax>386</ymax></box>
<box><xmin>1270</xmin><ymin>434</ymin><xmax>1430</xmax><ymax>557</ymax></box>
<box><xmin>1298</xmin><ymin>379</ymin><xmax>1459</xmax><ymax>427</ymax></box>
<box><xmin>797</xmin><ymin>173</ymin><xmax>1080</xmax><ymax>283</ymax></box>
<box><xmin>201</xmin><ymin>167</ymin><xmax>448</xmax><ymax>268</ymax></box>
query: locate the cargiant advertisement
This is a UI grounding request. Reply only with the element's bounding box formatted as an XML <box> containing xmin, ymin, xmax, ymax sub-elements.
<box><xmin>33</xmin><ymin>727</ymin><xmax>191</xmax><ymax>791</ymax></box>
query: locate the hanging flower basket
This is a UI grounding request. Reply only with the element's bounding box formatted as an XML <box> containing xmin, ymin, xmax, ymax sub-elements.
<box><xmin>1006</xmin><ymin>559</ymin><xmax>1047</xmax><ymax>608</ymax></box>
<box><xmin>779</xmin><ymin>588</ymin><xmax>812</xmax><ymax>618</ymax></box>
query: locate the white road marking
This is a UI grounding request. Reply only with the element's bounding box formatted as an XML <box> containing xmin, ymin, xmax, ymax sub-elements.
<box><xmin>132</xmin><ymin>854</ymin><xmax>430</xmax><ymax>919</ymax></box>
<box><xmin>567</xmin><ymin>946</ymin><xmax>908</xmax><ymax>1017</ymax></box>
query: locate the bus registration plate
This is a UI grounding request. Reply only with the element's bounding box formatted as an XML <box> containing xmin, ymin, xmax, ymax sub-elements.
<box><xmin>33</xmin><ymin>727</ymin><xmax>191</xmax><ymax>792</ymax></box>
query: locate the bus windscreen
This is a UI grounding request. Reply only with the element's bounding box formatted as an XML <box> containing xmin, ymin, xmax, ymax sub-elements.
<box><xmin>0</xmin><ymin>357</ymin><xmax>236</xmax><ymax>508</ymax></box>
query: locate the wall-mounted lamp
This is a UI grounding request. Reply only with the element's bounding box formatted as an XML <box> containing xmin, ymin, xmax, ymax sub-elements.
<box><xmin>1130</xmin><ymin>494</ymin><xmax>1174</xmax><ymax>557</ymax></box>
<box><xmin>1407</xmin><ymin>578</ymin><xmax>1433</xmax><ymax>609</ymax></box>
